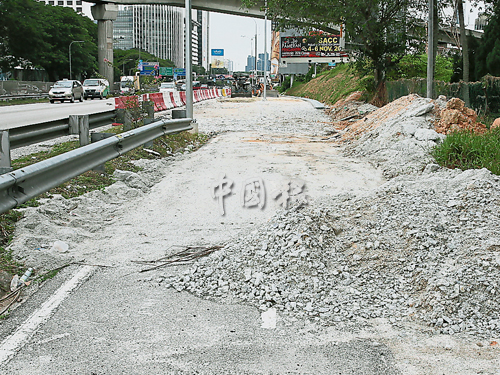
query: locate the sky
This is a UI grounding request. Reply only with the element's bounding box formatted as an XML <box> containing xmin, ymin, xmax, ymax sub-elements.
<box><xmin>208</xmin><ymin>12</ymin><xmax>272</xmax><ymax>72</ymax></box>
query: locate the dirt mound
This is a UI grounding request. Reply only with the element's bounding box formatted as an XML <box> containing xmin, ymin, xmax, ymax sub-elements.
<box><xmin>435</xmin><ymin>98</ymin><xmax>487</xmax><ymax>134</ymax></box>
<box><xmin>326</xmin><ymin>91</ymin><xmax>378</xmax><ymax>131</ymax></box>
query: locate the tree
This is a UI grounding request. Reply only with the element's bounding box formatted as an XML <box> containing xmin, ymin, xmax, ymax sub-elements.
<box><xmin>476</xmin><ymin>2</ymin><xmax>500</xmax><ymax>78</ymax></box>
<box><xmin>244</xmin><ymin>0</ymin><xmax>427</xmax><ymax>90</ymax></box>
<box><xmin>113</xmin><ymin>49</ymin><xmax>175</xmax><ymax>82</ymax></box>
<box><xmin>0</xmin><ymin>0</ymin><xmax>97</xmax><ymax>81</ymax></box>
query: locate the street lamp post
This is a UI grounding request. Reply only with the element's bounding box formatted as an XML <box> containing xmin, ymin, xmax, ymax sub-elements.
<box><xmin>122</xmin><ymin>59</ymin><xmax>133</xmax><ymax>76</ymax></box>
<box><xmin>69</xmin><ymin>40</ymin><xmax>84</xmax><ymax>80</ymax></box>
<box><xmin>263</xmin><ymin>0</ymin><xmax>267</xmax><ymax>100</ymax></box>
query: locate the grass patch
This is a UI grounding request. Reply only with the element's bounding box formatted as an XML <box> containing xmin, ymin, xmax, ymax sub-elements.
<box><xmin>37</xmin><ymin>268</ymin><xmax>61</xmax><ymax>283</ymax></box>
<box><xmin>0</xmin><ymin>211</ymin><xmax>25</xmax><ymax>276</ymax></box>
<box><xmin>1</xmin><ymin>125</ymin><xmax>211</xmax><ymax>275</ymax></box>
<box><xmin>285</xmin><ymin>64</ymin><xmax>367</xmax><ymax>105</ymax></box>
<box><xmin>0</xmin><ymin>98</ymin><xmax>49</xmax><ymax>106</ymax></box>
<box><xmin>432</xmin><ymin>128</ymin><xmax>500</xmax><ymax>175</ymax></box>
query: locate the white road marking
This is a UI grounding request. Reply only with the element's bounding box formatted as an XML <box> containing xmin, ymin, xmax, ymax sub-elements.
<box><xmin>0</xmin><ymin>266</ymin><xmax>95</xmax><ymax>365</ymax></box>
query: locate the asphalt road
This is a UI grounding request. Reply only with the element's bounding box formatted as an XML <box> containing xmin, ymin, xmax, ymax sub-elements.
<box><xmin>0</xmin><ymin>98</ymin><xmax>115</xmax><ymax>130</ymax></box>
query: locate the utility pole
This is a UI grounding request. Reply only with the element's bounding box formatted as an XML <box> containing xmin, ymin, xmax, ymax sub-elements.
<box><xmin>185</xmin><ymin>0</ymin><xmax>193</xmax><ymax>121</ymax></box>
<box><xmin>69</xmin><ymin>40</ymin><xmax>84</xmax><ymax>80</ymax></box>
<box><xmin>263</xmin><ymin>0</ymin><xmax>267</xmax><ymax>100</ymax></box>
<box><xmin>426</xmin><ymin>0</ymin><xmax>435</xmax><ymax>99</ymax></box>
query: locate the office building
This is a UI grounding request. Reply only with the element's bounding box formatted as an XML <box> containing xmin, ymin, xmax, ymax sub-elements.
<box><xmin>37</xmin><ymin>0</ymin><xmax>92</xmax><ymax>18</ymax></box>
<box><xmin>114</xmin><ymin>5</ymin><xmax>208</xmax><ymax>69</ymax></box>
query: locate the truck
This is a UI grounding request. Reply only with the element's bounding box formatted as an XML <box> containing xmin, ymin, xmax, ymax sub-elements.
<box><xmin>120</xmin><ymin>75</ymin><xmax>140</xmax><ymax>95</ymax></box>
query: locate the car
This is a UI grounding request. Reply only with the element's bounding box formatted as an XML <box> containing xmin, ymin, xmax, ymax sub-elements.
<box><xmin>180</xmin><ymin>83</ymin><xmax>186</xmax><ymax>91</ymax></box>
<box><xmin>49</xmin><ymin>79</ymin><xmax>84</xmax><ymax>103</ymax></box>
<box><xmin>82</xmin><ymin>78</ymin><xmax>109</xmax><ymax>100</ymax></box>
<box><xmin>159</xmin><ymin>82</ymin><xmax>176</xmax><ymax>93</ymax></box>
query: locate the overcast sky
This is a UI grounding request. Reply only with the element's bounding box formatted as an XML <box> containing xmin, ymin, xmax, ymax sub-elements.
<box><xmin>208</xmin><ymin>12</ymin><xmax>272</xmax><ymax>71</ymax></box>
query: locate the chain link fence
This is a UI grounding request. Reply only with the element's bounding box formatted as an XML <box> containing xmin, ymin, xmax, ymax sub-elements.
<box><xmin>386</xmin><ymin>76</ymin><xmax>500</xmax><ymax>114</ymax></box>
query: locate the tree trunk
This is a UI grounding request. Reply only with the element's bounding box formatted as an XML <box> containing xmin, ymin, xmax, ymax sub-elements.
<box><xmin>457</xmin><ymin>0</ymin><xmax>470</xmax><ymax>107</ymax></box>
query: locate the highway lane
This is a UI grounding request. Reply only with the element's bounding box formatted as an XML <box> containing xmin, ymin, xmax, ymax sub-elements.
<box><xmin>0</xmin><ymin>98</ymin><xmax>115</xmax><ymax>130</ymax></box>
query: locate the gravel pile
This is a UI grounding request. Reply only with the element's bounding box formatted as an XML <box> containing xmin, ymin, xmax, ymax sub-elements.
<box><xmin>159</xmin><ymin>95</ymin><xmax>500</xmax><ymax>339</ymax></box>
<box><xmin>341</xmin><ymin>94</ymin><xmax>447</xmax><ymax>178</ymax></box>
<box><xmin>163</xmin><ymin>166</ymin><xmax>500</xmax><ymax>338</ymax></box>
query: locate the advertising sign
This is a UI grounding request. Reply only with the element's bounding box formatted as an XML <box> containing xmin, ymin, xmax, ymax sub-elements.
<box><xmin>211</xmin><ymin>49</ymin><xmax>224</xmax><ymax>56</ymax></box>
<box><xmin>280</xmin><ymin>35</ymin><xmax>347</xmax><ymax>59</ymax></box>
<box><xmin>211</xmin><ymin>49</ymin><xmax>225</xmax><ymax>69</ymax></box>
<box><xmin>270</xmin><ymin>31</ymin><xmax>280</xmax><ymax>81</ymax></box>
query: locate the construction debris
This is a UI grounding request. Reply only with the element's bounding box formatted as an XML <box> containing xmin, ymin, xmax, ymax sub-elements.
<box><xmin>135</xmin><ymin>245</ymin><xmax>224</xmax><ymax>273</ymax></box>
<box><xmin>435</xmin><ymin>98</ymin><xmax>488</xmax><ymax>135</ymax></box>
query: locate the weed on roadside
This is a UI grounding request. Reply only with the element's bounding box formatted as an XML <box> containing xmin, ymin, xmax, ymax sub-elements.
<box><xmin>432</xmin><ymin>128</ymin><xmax>500</xmax><ymax>175</ymax></box>
<box><xmin>0</xmin><ymin>98</ymin><xmax>49</xmax><ymax>106</ymax></box>
<box><xmin>1</xmin><ymin>127</ymin><xmax>211</xmax><ymax>275</ymax></box>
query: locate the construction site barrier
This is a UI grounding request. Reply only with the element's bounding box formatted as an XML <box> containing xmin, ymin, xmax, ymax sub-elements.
<box><xmin>114</xmin><ymin>87</ymin><xmax>226</xmax><ymax>115</ymax></box>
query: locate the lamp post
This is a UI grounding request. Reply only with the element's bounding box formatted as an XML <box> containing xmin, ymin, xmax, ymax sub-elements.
<box><xmin>263</xmin><ymin>0</ymin><xmax>267</xmax><ymax>100</ymax></box>
<box><xmin>69</xmin><ymin>40</ymin><xmax>84</xmax><ymax>80</ymax></box>
<box><xmin>122</xmin><ymin>59</ymin><xmax>133</xmax><ymax>76</ymax></box>
<box><xmin>253</xmin><ymin>20</ymin><xmax>257</xmax><ymax>90</ymax></box>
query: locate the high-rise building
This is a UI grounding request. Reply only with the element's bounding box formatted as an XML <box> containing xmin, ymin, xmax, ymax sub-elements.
<box><xmin>246</xmin><ymin>55</ymin><xmax>256</xmax><ymax>72</ymax></box>
<box><xmin>37</xmin><ymin>0</ymin><xmax>92</xmax><ymax>18</ymax></box>
<box><xmin>257</xmin><ymin>53</ymin><xmax>271</xmax><ymax>71</ymax></box>
<box><xmin>114</xmin><ymin>5</ymin><xmax>208</xmax><ymax>69</ymax></box>
<box><xmin>224</xmin><ymin>59</ymin><xmax>234</xmax><ymax>73</ymax></box>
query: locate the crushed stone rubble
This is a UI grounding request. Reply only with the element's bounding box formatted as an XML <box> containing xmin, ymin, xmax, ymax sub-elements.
<box><xmin>159</xmin><ymin>95</ymin><xmax>500</xmax><ymax>339</ymax></box>
<box><xmin>8</xmin><ymin>95</ymin><xmax>500</xmax><ymax>341</ymax></box>
<box><xmin>163</xmin><ymin>167</ymin><xmax>500</xmax><ymax>338</ymax></box>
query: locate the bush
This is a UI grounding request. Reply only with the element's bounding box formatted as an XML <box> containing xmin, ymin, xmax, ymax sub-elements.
<box><xmin>432</xmin><ymin>128</ymin><xmax>500</xmax><ymax>175</ymax></box>
<box><xmin>388</xmin><ymin>54</ymin><xmax>453</xmax><ymax>82</ymax></box>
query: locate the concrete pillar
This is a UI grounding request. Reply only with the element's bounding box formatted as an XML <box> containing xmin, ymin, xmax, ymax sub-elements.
<box><xmin>91</xmin><ymin>4</ymin><xmax>118</xmax><ymax>88</ymax></box>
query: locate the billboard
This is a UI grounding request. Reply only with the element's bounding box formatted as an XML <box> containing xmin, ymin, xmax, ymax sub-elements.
<box><xmin>280</xmin><ymin>35</ymin><xmax>347</xmax><ymax>59</ymax></box>
<box><xmin>211</xmin><ymin>49</ymin><xmax>225</xmax><ymax>69</ymax></box>
<box><xmin>270</xmin><ymin>31</ymin><xmax>280</xmax><ymax>81</ymax></box>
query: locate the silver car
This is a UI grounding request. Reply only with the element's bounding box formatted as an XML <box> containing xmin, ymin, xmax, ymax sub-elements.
<box><xmin>49</xmin><ymin>79</ymin><xmax>84</xmax><ymax>103</ymax></box>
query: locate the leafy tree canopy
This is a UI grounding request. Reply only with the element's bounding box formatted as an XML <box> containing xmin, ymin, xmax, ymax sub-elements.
<box><xmin>0</xmin><ymin>0</ymin><xmax>98</xmax><ymax>81</ymax></box>
<box><xmin>476</xmin><ymin>2</ymin><xmax>500</xmax><ymax>78</ymax></box>
<box><xmin>388</xmin><ymin>53</ymin><xmax>453</xmax><ymax>82</ymax></box>
<box><xmin>243</xmin><ymin>0</ymin><xmax>427</xmax><ymax>88</ymax></box>
<box><xmin>113</xmin><ymin>49</ymin><xmax>175</xmax><ymax>82</ymax></box>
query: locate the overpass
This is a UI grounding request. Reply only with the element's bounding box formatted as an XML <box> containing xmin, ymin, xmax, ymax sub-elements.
<box><xmin>87</xmin><ymin>0</ymin><xmax>266</xmax><ymax>18</ymax></box>
<box><xmin>85</xmin><ymin>0</ymin><xmax>265</xmax><ymax>119</ymax></box>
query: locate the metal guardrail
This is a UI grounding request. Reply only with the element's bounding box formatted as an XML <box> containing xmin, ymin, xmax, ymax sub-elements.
<box><xmin>0</xmin><ymin>94</ymin><xmax>49</xmax><ymax>101</ymax></box>
<box><xmin>0</xmin><ymin>117</ymin><xmax>192</xmax><ymax>214</ymax></box>
<box><xmin>9</xmin><ymin>110</ymin><xmax>116</xmax><ymax>149</ymax></box>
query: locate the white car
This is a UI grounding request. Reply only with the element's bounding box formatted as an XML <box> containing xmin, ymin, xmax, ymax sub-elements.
<box><xmin>159</xmin><ymin>82</ymin><xmax>176</xmax><ymax>93</ymax></box>
<box><xmin>82</xmin><ymin>78</ymin><xmax>109</xmax><ymax>100</ymax></box>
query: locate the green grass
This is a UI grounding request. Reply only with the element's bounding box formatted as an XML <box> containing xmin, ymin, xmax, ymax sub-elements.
<box><xmin>432</xmin><ymin>128</ymin><xmax>500</xmax><ymax>175</ymax></box>
<box><xmin>285</xmin><ymin>64</ymin><xmax>368</xmax><ymax>105</ymax></box>
<box><xmin>0</xmin><ymin>127</ymin><xmax>211</xmax><ymax>277</ymax></box>
<box><xmin>0</xmin><ymin>98</ymin><xmax>49</xmax><ymax>106</ymax></box>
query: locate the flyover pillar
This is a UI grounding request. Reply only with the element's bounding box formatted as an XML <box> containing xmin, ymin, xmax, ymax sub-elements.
<box><xmin>91</xmin><ymin>4</ymin><xmax>118</xmax><ymax>88</ymax></box>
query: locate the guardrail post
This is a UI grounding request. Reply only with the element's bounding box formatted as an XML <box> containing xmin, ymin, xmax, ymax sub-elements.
<box><xmin>172</xmin><ymin>109</ymin><xmax>197</xmax><ymax>134</ymax></box>
<box><xmin>0</xmin><ymin>131</ymin><xmax>13</xmax><ymax>174</ymax></box>
<box><xmin>143</xmin><ymin>118</ymin><xmax>154</xmax><ymax>148</ymax></box>
<box><xmin>144</xmin><ymin>100</ymin><xmax>154</xmax><ymax>120</ymax></box>
<box><xmin>91</xmin><ymin>133</ymin><xmax>115</xmax><ymax>172</ymax></box>
<box><xmin>69</xmin><ymin>115</ymin><xmax>90</xmax><ymax>146</ymax></box>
